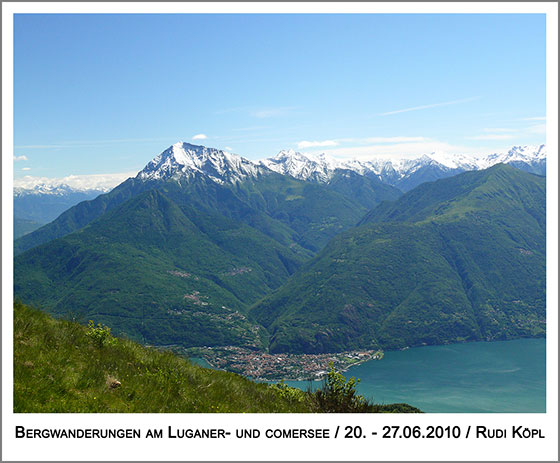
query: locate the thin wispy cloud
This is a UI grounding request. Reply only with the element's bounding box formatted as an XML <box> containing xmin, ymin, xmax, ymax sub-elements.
<box><xmin>13</xmin><ymin>155</ymin><xmax>28</xmax><ymax>161</ymax></box>
<box><xmin>311</xmin><ymin>138</ymin><xmax>491</xmax><ymax>160</ymax></box>
<box><xmin>15</xmin><ymin>144</ymin><xmax>67</xmax><ymax>149</ymax></box>
<box><xmin>15</xmin><ymin>137</ymin><xmax>174</xmax><ymax>150</ymax></box>
<box><xmin>297</xmin><ymin>140</ymin><xmax>339</xmax><ymax>149</ymax></box>
<box><xmin>214</xmin><ymin>105</ymin><xmax>252</xmax><ymax>115</ymax></box>
<box><xmin>526</xmin><ymin>124</ymin><xmax>546</xmax><ymax>135</ymax></box>
<box><xmin>224</xmin><ymin>146</ymin><xmax>233</xmax><ymax>151</ymax></box>
<box><xmin>21</xmin><ymin>167</ymin><xmax>31</xmax><ymax>171</ymax></box>
<box><xmin>252</xmin><ymin>107</ymin><xmax>296</xmax><ymax>119</ymax></box>
<box><xmin>468</xmin><ymin>122</ymin><xmax>545</xmax><ymax>140</ymax></box>
<box><xmin>214</xmin><ymin>135</ymin><xmax>297</xmax><ymax>146</ymax></box>
<box><xmin>192</xmin><ymin>134</ymin><xmax>208</xmax><ymax>140</ymax></box>
<box><xmin>216</xmin><ymin>106</ymin><xmax>296</xmax><ymax>119</ymax></box>
<box><xmin>483</xmin><ymin>128</ymin><xmax>516</xmax><ymax>133</ymax></box>
<box><xmin>339</xmin><ymin>136</ymin><xmax>428</xmax><ymax>144</ymax></box>
<box><xmin>467</xmin><ymin>134</ymin><xmax>515</xmax><ymax>141</ymax></box>
<box><xmin>520</xmin><ymin>116</ymin><xmax>546</xmax><ymax>121</ymax></box>
<box><xmin>231</xmin><ymin>126</ymin><xmax>271</xmax><ymax>132</ymax></box>
<box><xmin>377</xmin><ymin>97</ymin><xmax>479</xmax><ymax>116</ymax></box>
<box><xmin>296</xmin><ymin>136</ymin><xmax>427</xmax><ymax>150</ymax></box>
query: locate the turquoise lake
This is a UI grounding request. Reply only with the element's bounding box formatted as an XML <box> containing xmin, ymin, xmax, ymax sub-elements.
<box><xmin>287</xmin><ymin>338</ymin><xmax>546</xmax><ymax>413</ymax></box>
<box><xmin>191</xmin><ymin>338</ymin><xmax>545</xmax><ymax>413</ymax></box>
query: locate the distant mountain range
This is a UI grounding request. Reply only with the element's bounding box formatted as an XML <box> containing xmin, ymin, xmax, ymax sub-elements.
<box><xmin>14</xmin><ymin>142</ymin><xmax>401</xmax><ymax>255</ymax></box>
<box><xmin>14</xmin><ymin>190</ymin><xmax>104</xmax><ymax>227</ymax></box>
<box><xmin>260</xmin><ymin>144</ymin><xmax>546</xmax><ymax>191</ymax></box>
<box><xmin>14</xmin><ymin>142</ymin><xmax>401</xmax><ymax>347</ymax></box>
<box><xmin>13</xmin><ymin>142</ymin><xmax>546</xmax><ymax>354</ymax></box>
<box><xmin>14</xmin><ymin>171</ymin><xmax>135</xmax><ymax>195</ymax></box>
<box><xmin>13</xmin><ymin>172</ymin><xmax>133</xmax><ymax>227</ymax></box>
<box><xmin>13</xmin><ymin>143</ymin><xmax>545</xmax><ymax>228</ymax></box>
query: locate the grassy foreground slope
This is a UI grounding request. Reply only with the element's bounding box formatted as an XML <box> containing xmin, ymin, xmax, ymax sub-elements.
<box><xmin>14</xmin><ymin>300</ymin><xmax>309</xmax><ymax>412</ymax></box>
<box><xmin>14</xmin><ymin>301</ymin><xmax>420</xmax><ymax>413</ymax></box>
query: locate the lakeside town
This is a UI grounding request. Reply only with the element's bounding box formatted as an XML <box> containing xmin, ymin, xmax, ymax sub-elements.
<box><xmin>174</xmin><ymin>346</ymin><xmax>384</xmax><ymax>381</ymax></box>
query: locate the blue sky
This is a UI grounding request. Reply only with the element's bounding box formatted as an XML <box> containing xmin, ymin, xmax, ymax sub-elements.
<box><xmin>13</xmin><ymin>13</ymin><xmax>546</xmax><ymax>179</ymax></box>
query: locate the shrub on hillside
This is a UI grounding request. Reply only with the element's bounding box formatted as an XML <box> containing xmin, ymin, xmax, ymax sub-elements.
<box><xmin>313</xmin><ymin>363</ymin><xmax>373</xmax><ymax>413</ymax></box>
<box><xmin>86</xmin><ymin>320</ymin><xmax>116</xmax><ymax>348</ymax></box>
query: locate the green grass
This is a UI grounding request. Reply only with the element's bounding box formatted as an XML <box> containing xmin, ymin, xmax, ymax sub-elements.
<box><xmin>14</xmin><ymin>300</ymin><xmax>310</xmax><ymax>413</ymax></box>
<box><xmin>14</xmin><ymin>301</ymin><xmax>421</xmax><ymax>413</ymax></box>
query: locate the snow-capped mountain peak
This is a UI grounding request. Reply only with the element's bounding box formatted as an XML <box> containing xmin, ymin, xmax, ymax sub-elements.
<box><xmin>259</xmin><ymin>144</ymin><xmax>546</xmax><ymax>189</ymax></box>
<box><xmin>137</xmin><ymin>142</ymin><xmax>265</xmax><ymax>184</ymax></box>
<box><xmin>261</xmin><ymin>149</ymin><xmax>342</xmax><ymax>182</ymax></box>
<box><xmin>477</xmin><ymin>144</ymin><xmax>546</xmax><ymax>169</ymax></box>
<box><xmin>273</xmin><ymin>148</ymin><xmax>299</xmax><ymax>159</ymax></box>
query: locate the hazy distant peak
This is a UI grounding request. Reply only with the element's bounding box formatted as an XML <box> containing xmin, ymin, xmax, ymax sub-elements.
<box><xmin>13</xmin><ymin>172</ymin><xmax>136</xmax><ymax>196</ymax></box>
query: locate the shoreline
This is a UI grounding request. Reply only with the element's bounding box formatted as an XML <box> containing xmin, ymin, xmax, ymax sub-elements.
<box><xmin>181</xmin><ymin>346</ymin><xmax>384</xmax><ymax>381</ymax></box>
<box><xmin>169</xmin><ymin>336</ymin><xmax>545</xmax><ymax>382</ymax></box>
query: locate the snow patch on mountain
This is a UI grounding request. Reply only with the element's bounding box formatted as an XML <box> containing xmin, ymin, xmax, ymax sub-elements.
<box><xmin>137</xmin><ymin>142</ymin><xmax>268</xmax><ymax>184</ymax></box>
<box><xmin>15</xmin><ymin>142</ymin><xmax>545</xmax><ymax>197</ymax></box>
<box><xmin>259</xmin><ymin>145</ymin><xmax>546</xmax><ymax>185</ymax></box>
<box><xmin>476</xmin><ymin>145</ymin><xmax>546</xmax><ymax>170</ymax></box>
<box><xmin>260</xmin><ymin>149</ymin><xmax>342</xmax><ymax>182</ymax></box>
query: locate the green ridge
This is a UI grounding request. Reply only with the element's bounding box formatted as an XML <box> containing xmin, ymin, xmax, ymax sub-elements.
<box><xmin>15</xmin><ymin>189</ymin><xmax>308</xmax><ymax>349</ymax></box>
<box><xmin>251</xmin><ymin>165</ymin><xmax>546</xmax><ymax>353</ymax></box>
<box><xmin>15</xmin><ymin>170</ymin><xmax>401</xmax><ymax>256</ymax></box>
<box><xmin>14</xmin><ymin>169</ymin><xmax>401</xmax><ymax>350</ymax></box>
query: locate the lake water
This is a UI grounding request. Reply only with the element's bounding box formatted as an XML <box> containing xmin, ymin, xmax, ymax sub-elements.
<box><xmin>191</xmin><ymin>338</ymin><xmax>545</xmax><ymax>413</ymax></box>
<box><xmin>287</xmin><ymin>338</ymin><xmax>546</xmax><ymax>413</ymax></box>
<box><xmin>190</xmin><ymin>357</ymin><xmax>213</xmax><ymax>368</ymax></box>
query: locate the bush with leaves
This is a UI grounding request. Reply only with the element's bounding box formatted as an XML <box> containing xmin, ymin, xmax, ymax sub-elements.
<box><xmin>269</xmin><ymin>380</ymin><xmax>308</xmax><ymax>404</ymax></box>
<box><xmin>85</xmin><ymin>320</ymin><xmax>116</xmax><ymax>348</ymax></box>
<box><xmin>314</xmin><ymin>363</ymin><xmax>372</xmax><ymax>413</ymax></box>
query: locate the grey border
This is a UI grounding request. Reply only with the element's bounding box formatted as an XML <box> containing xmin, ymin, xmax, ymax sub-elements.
<box><xmin>2</xmin><ymin>2</ymin><xmax>558</xmax><ymax>463</ymax></box>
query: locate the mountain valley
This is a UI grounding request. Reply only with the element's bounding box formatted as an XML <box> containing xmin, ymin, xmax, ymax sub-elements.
<box><xmin>251</xmin><ymin>164</ymin><xmax>545</xmax><ymax>353</ymax></box>
<box><xmin>14</xmin><ymin>142</ymin><xmax>547</xmax><ymax>365</ymax></box>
